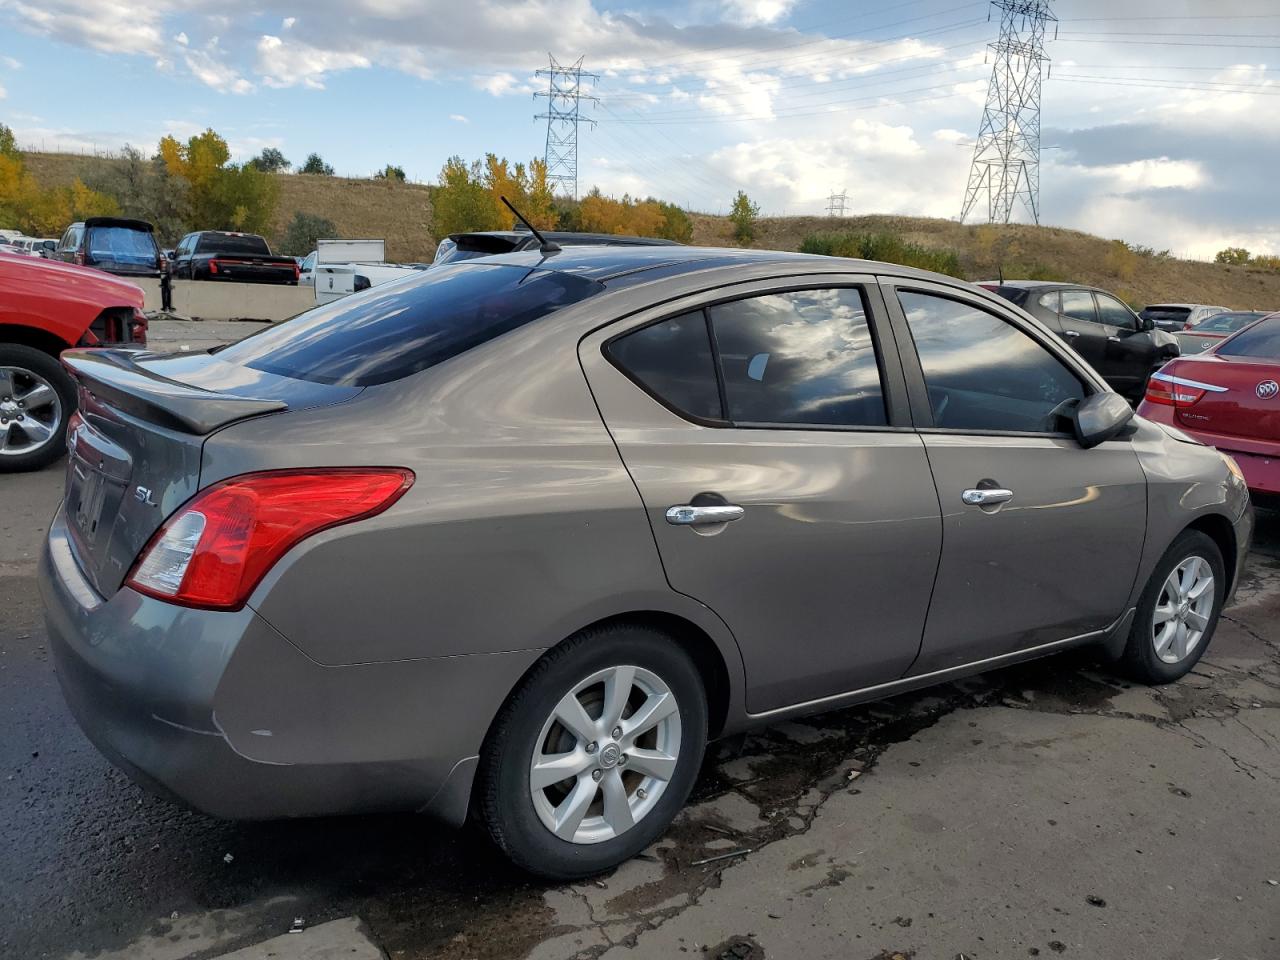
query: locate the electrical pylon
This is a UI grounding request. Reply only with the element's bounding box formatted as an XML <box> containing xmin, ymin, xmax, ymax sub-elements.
<box><xmin>534</xmin><ymin>55</ymin><xmax>599</xmax><ymax>200</ymax></box>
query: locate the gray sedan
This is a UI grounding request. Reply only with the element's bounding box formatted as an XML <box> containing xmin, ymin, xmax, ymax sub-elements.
<box><xmin>42</xmin><ymin>245</ymin><xmax>1252</xmax><ymax>879</ymax></box>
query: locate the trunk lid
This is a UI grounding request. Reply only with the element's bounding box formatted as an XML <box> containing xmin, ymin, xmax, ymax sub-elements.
<box><xmin>1169</xmin><ymin>355</ymin><xmax>1280</xmax><ymax>443</ymax></box>
<box><xmin>60</xmin><ymin>348</ymin><xmax>358</xmax><ymax>596</ymax></box>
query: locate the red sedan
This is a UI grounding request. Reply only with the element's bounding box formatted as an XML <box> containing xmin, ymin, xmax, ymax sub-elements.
<box><xmin>1138</xmin><ymin>313</ymin><xmax>1280</xmax><ymax>498</ymax></box>
<box><xmin>0</xmin><ymin>250</ymin><xmax>147</xmax><ymax>471</ymax></box>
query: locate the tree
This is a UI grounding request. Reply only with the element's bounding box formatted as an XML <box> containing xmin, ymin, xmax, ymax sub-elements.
<box><xmin>431</xmin><ymin>156</ymin><xmax>500</xmax><ymax>239</ymax></box>
<box><xmin>249</xmin><ymin>147</ymin><xmax>290</xmax><ymax>173</ymax></box>
<box><xmin>88</xmin><ymin>145</ymin><xmax>188</xmax><ymax>243</ymax></box>
<box><xmin>0</xmin><ymin>127</ymin><xmax>119</xmax><ymax>235</ymax></box>
<box><xmin>300</xmin><ymin>153</ymin><xmax>335</xmax><ymax>176</ymax></box>
<box><xmin>374</xmin><ymin>164</ymin><xmax>406</xmax><ymax>182</ymax></box>
<box><xmin>1214</xmin><ymin>247</ymin><xmax>1251</xmax><ymax>266</ymax></box>
<box><xmin>655</xmin><ymin>201</ymin><xmax>693</xmax><ymax>243</ymax></box>
<box><xmin>729</xmin><ymin>190</ymin><xmax>759</xmax><ymax>246</ymax></box>
<box><xmin>0</xmin><ymin>123</ymin><xmax>17</xmax><ymax>159</ymax></box>
<box><xmin>279</xmin><ymin>211</ymin><xmax>337</xmax><ymax>256</ymax></box>
<box><xmin>158</xmin><ymin>128</ymin><xmax>278</xmax><ymax>233</ymax></box>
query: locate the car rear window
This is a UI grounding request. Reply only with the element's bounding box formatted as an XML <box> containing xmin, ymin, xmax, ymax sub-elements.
<box><xmin>86</xmin><ymin>226</ymin><xmax>157</xmax><ymax>264</ymax></box>
<box><xmin>1141</xmin><ymin>306</ymin><xmax>1190</xmax><ymax>321</ymax></box>
<box><xmin>1197</xmin><ymin>312</ymin><xmax>1264</xmax><ymax>333</ymax></box>
<box><xmin>217</xmin><ymin>263</ymin><xmax>604</xmax><ymax>386</ymax></box>
<box><xmin>1217</xmin><ymin>316</ymin><xmax>1280</xmax><ymax>359</ymax></box>
<box><xmin>196</xmin><ymin>233</ymin><xmax>272</xmax><ymax>256</ymax></box>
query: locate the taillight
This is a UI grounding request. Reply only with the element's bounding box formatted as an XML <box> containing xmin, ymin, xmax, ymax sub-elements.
<box><xmin>125</xmin><ymin>468</ymin><xmax>414</xmax><ymax>610</ymax></box>
<box><xmin>208</xmin><ymin>259</ymin><xmax>220</xmax><ymax>274</ymax></box>
<box><xmin>73</xmin><ymin>251</ymin><xmax>85</xmax><ymax>266</ymax></box>
<box><xmin>293</xmin><ymin>262</ymin><xmax>301</xmax><ymax>280</ymax></box>
<box><xmin>130</xmin><ymin>307</ymin><xmax>148</xmax><ymax>345</ymax></box>
<box><xmin>1145</xmin><ymin>371</ymin><xmax>1222</xmax><ymax>408</ymax></box>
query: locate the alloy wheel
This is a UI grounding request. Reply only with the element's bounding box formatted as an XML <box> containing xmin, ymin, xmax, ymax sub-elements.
<box><xmin>1151</xmin><ymin>555</ymin><xmax>1215</xmax><ymax>664</ymax></box>
<box><xmin>0</xmin><ymin>366</ymin><xmax>63</xmax><ymax>458</ymax></box>
<box><xmin>529</xmin><ymin>665</ymin><xmax>681</xmax><ymax>845</ymax></box>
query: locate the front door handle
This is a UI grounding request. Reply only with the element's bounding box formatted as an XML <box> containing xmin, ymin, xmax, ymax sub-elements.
<box><xmin>962</xmin><ymin>488</ymin><xmax>1014</xmax><ymax>506</ymax></box>
<box><xmin>1062</xmin><ymin>330</ymin><xmax>1080</xmax><ymax>338</ymax></box>
<box><xmin>1107</xmin><ymin>335</ymin><xmax>1121</xmax><ymax>342</ymax></box>
<box><xmin>666</xmin><ymin>504</ymin><xmax>745</xmax><ymax>526</ymax></box>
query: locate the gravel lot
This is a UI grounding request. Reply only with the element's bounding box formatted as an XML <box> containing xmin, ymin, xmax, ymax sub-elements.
<box><xmin>2</xmin><ymin>320</ymin><xmax>1277</xmax><ymax>960</ymax></box>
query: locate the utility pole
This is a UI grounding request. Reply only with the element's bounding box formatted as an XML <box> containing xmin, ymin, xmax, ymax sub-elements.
<box><xmin>534</xmin><ymin>55</ymin><xmax>599</xmax><ymax>200</ymax></box>
<box><xmin>959</xmin><ymin>1</ymin><xmax>1055</xmax><ymax>225</ymax></box>
<box><xmin>826</xmin><ymin>189</ymin><xmax>848</xmax><ymax>217</ymax></box>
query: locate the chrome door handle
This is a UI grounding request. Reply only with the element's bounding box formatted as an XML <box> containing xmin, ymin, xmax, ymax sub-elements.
<box><xmin>1062</xmin><ymin>330</ymin><xmax>1080</xmax><ymax>338</ymax></box>
<box><xmin>962</xmin><ymin>488</ymin><xmax>1014</xmax><ymax>506</ymax></box>
<box><xmin>1107</xmin><ymin>335</ymin><xmax>1121</xmax><ymax>342</ymax></box>
<box><xmin>666</xmin><ymin>504</ymin><xmax>745</xmax><ymax>525</ymax></box>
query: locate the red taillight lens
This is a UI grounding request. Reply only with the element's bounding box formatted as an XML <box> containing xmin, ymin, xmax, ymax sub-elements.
<box><xmin>1144</xmin><ymin>374</ymin><xmax>1210</xmax><ymax>408</ymax></box>
<box><xmin>208</xmin><ymin>259</ymin><xmax>219</xmax><ymax>274</ymax></box>
<box><xmin>130</xmin><ymin>307</ymin><xmax>148</xmax><ymax>345</ymax></box>
<box><xmin>126</xmin><ymin>468</ymin><xmax>414</xmax><ymax>610</ymax></box>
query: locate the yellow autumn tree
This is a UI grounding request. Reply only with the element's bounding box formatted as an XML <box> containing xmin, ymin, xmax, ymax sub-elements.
<box><xmin>0</xmin><ymin>124</ymin><xmax>119</xmax><ymax>235</ymax></box>
<box><xmin>158</xmin><ymin>128</ymin><xmax>276</xmax><ymax>232</ymax></box>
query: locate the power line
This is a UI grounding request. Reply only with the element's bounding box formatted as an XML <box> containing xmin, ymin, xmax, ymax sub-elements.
<box><xmin>534</xmin><ymin>55</ymin><xmax>599</xmax><ymax>200</ymax></box>
<box><xmin>960</xmin><ymin>0</ymin><xmax>1055</xmax><ymax>226</ymax></box>
<box><xmin>826</xmin><ymin>189</ymin><xmax>849</xmax><ymax>216</ymax></box>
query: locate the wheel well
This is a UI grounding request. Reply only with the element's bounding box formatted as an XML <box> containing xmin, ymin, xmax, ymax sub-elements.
<box><xmin>1186</xmin><ymin>513</ymin><xmax>1237</xmax><ymax>588</ymax></box>
<box><xmin>0</xmin><ymin>324</ymin><xmax>71</xmax><ymax>358</ymax></box>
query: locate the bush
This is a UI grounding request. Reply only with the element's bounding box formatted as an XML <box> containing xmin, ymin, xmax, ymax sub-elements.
<box><xmin>300</xmin><ymin>153</ymin><xmax>335</xmax><ymax>176</ymax></box>
<box><xmin>249</xmin><ymin>147</ymin><xmax>290</xmax><ymax>173</ymax></box>
<box><xmin>1214</xmin><ymin>247</ymin><xmax>1251</xmax><ymax>265</ymax></box>
<box><xmin>1104</xmin><ymin>239</ymin><xmax>1138</xmax><ymax>281</ymax></box>
<box><xmin>800</xmin><ymin>231</ymin><xmax>963</xmax><ymax>278</ymax></box>
<box><xmin>375</xmin><ymin>164</ymin><xmax>406</xmax><ymax>182</ymax></box>
<box><xmin>279</xmin><ymin>212</ymin><xmax>337</xmax><ymax>256</ymax></box>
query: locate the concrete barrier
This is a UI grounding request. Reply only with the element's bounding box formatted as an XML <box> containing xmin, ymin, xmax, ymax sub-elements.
<box><xmin>125</xmin><ymin>278</ymin><xmax>315</xmax><ymax>323</ymax></box>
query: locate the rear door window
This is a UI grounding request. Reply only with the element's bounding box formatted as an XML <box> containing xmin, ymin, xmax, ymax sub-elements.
<box><xmin>898</xmin><ymin>290</ymin><xmax>1086</xmax><ymax>433</ymax></box>
<box><xmin>1060</xmin><ymin>289</ymin><xmax>1097</xmax><ymax>323</ymax></box>
<box><xmin>1217</xmin><ymin>317</ymin><xmax>1280</xmax><ymax>359</ymax></box>
<box><xmin>218</xmin><ymin>263</ymin><xmax>603</xmax><ymax>386</ymax></box>
<box><xmin>708</xmin><ymin>288</ymin><xmax>887</xmax><ymax>427</ymax></box>
<box><xmin>607</xmin><ymin>312</ymin><xmax>722</xmax><ymax>421</ymax></box>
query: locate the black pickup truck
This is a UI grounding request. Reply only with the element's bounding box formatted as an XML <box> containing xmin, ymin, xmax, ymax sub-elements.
<box><xmin>171</xmin><ymin>231</ymin><xmax>299</xmax><ymax>284</ymax></box>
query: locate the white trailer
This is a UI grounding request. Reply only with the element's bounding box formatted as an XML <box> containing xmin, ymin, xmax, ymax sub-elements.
<box><xmin>311</xmin><ymin>239</ymin><xmax>425</xmax><ymax>304</ymax></box>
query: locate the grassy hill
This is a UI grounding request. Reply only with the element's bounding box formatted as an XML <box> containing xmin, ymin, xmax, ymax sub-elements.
<box><xmin>21</xmin><ymin>150</ymin><xmax>1280</xmax><ymax>308</ymax></box>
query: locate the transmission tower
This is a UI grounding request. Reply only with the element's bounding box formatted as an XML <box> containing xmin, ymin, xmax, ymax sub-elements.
<box><xmin>534</xmin><ymin>55</ymin><xmax>599</xmax><ymax>200</ymax></box>
<box><xmin>959</xmin><ymin>1</ymin><xmax>1056</xmax><ymax>225</ymax></box>
<box><xmin>826</xmin><ymin>189</ymin><xmax>848</xmax><ymax>217</ymax></box>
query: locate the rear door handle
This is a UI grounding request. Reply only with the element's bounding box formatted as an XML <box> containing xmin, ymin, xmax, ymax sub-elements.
<box><xmin>962</xmin><ymin>488</ymin><xmax>1014</xmax><ymax>506</ymax></box>
<box><xmin>666</xmin><ymin>504</ymin><xmax>745</xmax><ymax>525</ymax></box>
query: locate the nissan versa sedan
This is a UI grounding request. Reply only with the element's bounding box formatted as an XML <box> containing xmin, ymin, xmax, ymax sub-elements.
<box><xmin>42</xmin><ymin>246</ymin><xmax>1252</xmax><ymax>879</ymax></box>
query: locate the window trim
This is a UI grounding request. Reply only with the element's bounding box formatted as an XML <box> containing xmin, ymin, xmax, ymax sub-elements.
<box><xmin>880</xmin><ymin>278</ymin><xmax>1105</xmax><ymax>439</ymax></box>
<box><xmin>602</xmin><ymin>279</ymin><xmax>904</xmax><ymax>433</ymax></box>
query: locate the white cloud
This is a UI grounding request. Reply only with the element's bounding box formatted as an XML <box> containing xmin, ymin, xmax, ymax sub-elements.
<box><xmin>183</xmin><ymin>43</ymin><xmax>253</xmax><ymax>94</ymax></box>
<box><xmin>1</xmin><ymin>0</ymin><xmax>171</xmax><ymax>56</ymax></box>
<box><xmin>449</xmin><ymin>113</ymin><xmax>468</xmax><ymax>123</ymax></box>
<box><xmin>0</xmin><ymin>82</ymin><xmax>6</xmax><ymax>100</ymax></box>
<box><xmin>1069</xmin><ymin>157</ymin><xmax>1205</xmax><ymax>193</ymax></box>
<box><xmin>1</xmin><ymin>55</ymin><xmax>21</xmax><ymax>69</ymax></box>
<box><xmin>720</xmin><ymin>0</ymin><xmax>798</xmax><ymax>26</ymax></box>
<box><xmin>282</xmin><ymin>16</ymin><xmax>296</xmax><ymax>29</ymax></box>
<box><xmin>256</xmin><ymin>34</ymin><xmax>370</xmax><ymax>89</ymax></box>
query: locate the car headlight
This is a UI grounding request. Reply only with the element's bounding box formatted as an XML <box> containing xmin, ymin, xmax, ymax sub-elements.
<box><xmin>1221</xmin><ymin>452</ymin><xmax>1245</xmax><ymax>484</ymax></box>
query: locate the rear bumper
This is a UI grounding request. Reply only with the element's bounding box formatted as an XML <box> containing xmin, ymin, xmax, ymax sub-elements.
<box><xmin>1135</xmin><ymin>404</ymin><xmax>1280</xmax><ymax>497</ymax></box>
<box><xmin>41</xmin><ymin>507</ymin><xmax>536</xmax><ymax>824</ymax></box>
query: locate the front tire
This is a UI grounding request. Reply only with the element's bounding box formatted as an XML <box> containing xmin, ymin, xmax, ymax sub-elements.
<box><xmin>0</xmin><ymin>344</ymin><xmax>75</xmax><ymax>472</ymax></box>
<box><xmin>477</xmin><ymin>624</ymin><xmax>708</xmax><ymax>880</ymax></box>
<box><xmin>1121</xmin><ymin>530</ymin><xmax>1225</xmax><ymax>684</ymax></box>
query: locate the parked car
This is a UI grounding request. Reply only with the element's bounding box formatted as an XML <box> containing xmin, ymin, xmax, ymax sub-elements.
<box><xmin>0</xmin><ymin>250</ymin><xmax>147</xmax><ymax>471</ymax></box>
<box><xmin>1174</xmin><ymin>310</ymin><xmax>1272</xmax><ymax>354</ymax></box>
<box><xmin>980</xmin><ymin>281</ymin><xmax>1180</xmax><ymax>399</ymax></box>
<box><xmin>42</xmin><ymin>247</ymin><xmax>1251</xmax><ymax>879</ymax></box>
<box><xmin>171</xmin><ymin>231</ymin><xmax>300</xmax><ymax>284</ymax></box>
<box><xmin>54</xmin><ymin>218</ymin><xmax>166</xmax><ymax>278</ymax></box>
<box><xmin>1140</xmin><ymin>303</ymin><xmax>1229</xmax><ymax>332</ymax></box>
<box><xmin>1138</xmin><ymin>313</ymin><xmax>1280</xmax><ymax>500</ymax></box>
<box><xmin>433</xmin><ymin>229</ymin><xmax>679</xmax><ymax>265</ymax></box>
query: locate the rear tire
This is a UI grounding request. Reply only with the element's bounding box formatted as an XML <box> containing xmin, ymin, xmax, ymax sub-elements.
<box><xmin>477</xmin><ymin>624</ymin><xmax>708</xmax><ymax>880</ymax></box>
<box><xmin>0</xmin><ymin>344</ymin><xmax>75</xmax><ymax>473</ymax></box>
<box><xmin>1121</xmin><ymin>530</ymin><xmax>1225</xmax><ymax>684</ymax></box>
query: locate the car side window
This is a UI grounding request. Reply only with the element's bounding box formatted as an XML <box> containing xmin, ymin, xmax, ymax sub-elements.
<box><xmin>1060</xmin><ymin>289</ymin><xmax>1097</xmax><ymax>323</ymax></box>
<box><xmin>1038</xmin><ymin>291</ymin><xmax>1060</xmax><ymax>313</ymax></box>
<box><xmin>607</xmin><ymin>311</ymin><xmax>724</xmax><ymax>421</ymax></box>
<box><xmin>707</xmin><ymin>288</ymin><xmax>887</xmax><ymax>427</ymax></box>
<box><xmin>898</xmin><ymin>290</ymin><xmax>1086</xmax><ymax>434</ymax></box>
<box><xmin>1095</xmin><ymin>293</ymin><xmax>1136</xmax><ymax>330</ymax></box>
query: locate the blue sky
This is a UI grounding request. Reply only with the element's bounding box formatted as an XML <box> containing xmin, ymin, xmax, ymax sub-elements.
<box><xmin>2</xmin><ymin>0</ymin><xmax>1279</xmax><ymax>257</ymax></box>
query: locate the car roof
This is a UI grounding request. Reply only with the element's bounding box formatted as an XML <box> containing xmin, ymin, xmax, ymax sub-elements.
<box><xmin>454</xmin><ymin>244</ymin><xmax>953</xmax><ymax>285</ymax></box>
<box><xmin>448</xmin><ymin>230</ymin><xmax>680</xmax><ymax>246</ymax></box>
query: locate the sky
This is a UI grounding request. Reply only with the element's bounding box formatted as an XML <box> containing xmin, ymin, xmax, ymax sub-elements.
<box><xmin>1</xmin><ymin>0</ymin><xmax>1278</xmax><ymax>258</ymax></box>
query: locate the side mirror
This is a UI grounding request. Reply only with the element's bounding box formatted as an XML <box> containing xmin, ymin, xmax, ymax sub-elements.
<box><xmin>1073</xmin><ymin>392</ymin><xmax>1134</xmax><ymax>449</ymax></box>
<box><xmin>1141</xmin><ymin>317</ymin><xmax>1155</xmax><ymax>331</ymax></box>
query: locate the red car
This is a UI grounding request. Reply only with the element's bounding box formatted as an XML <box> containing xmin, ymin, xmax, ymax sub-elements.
<box><xmin>1138</xmin><ymin>312</ymin><xmax>1280</xmax><ymax>499</ymax></box>
<box><xmin>0</xmin><ymin>250</ymin><xmax>147</xmax><ymax>471</ymax></box>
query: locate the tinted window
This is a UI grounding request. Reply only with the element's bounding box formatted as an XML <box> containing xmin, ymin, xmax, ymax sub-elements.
<box><xmin>709</xmin><ymin>288</ymin><xmax>886</xmax><ymax>427</ymax></box>
<box><xmin>1218</xmin><ymin>316</ymin><xmax>1280</xmax><ymax>359</ymax></box>
<box><xmin>1198</xmin><ymin>311</ymin><xmax>1264</xmax><ymax>333</ymax></box>
<box><xmin>197</xmin><ymin>233</ymin><xmax>272</xmax><ymax>255</ymax></box>
<box><xmin>607</xmin><ymin>312</ymin><xmax>722</xmax><ymax>421</ymax></box>
<box><xmin>1060</xmin><ymin>289</ymin><xmax>1096</xmax><ymax>323</ymax></box>
<box><xmin>899</xmin><ymin>291</ymin><xmax>1086</xmax><ymax>433</ymax></box>
<box><xmin>1095</xmin><ymin>293</ymin><xmax>1135</xmax><ymax>329</ymax></box>
<box><xmin>1037</xmin><ymin>291</ymin><xmax>1060</xmax><ymax>312</ymax></box>
<box><xmin>85</xmin><ymin>226</ymin><xmax>157</xmax><ymax>264</ymax></box>
<box><xmin>218</xmin><ymin>263</ymin><xmax>603</xmax><ymax>386</ymax></box>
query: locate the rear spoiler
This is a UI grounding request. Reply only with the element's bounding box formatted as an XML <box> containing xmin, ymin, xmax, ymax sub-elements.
<box><xmin>62</xmin><ymin>349</ymin><xmax>287</xmax><ymax>435</ymax></box>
